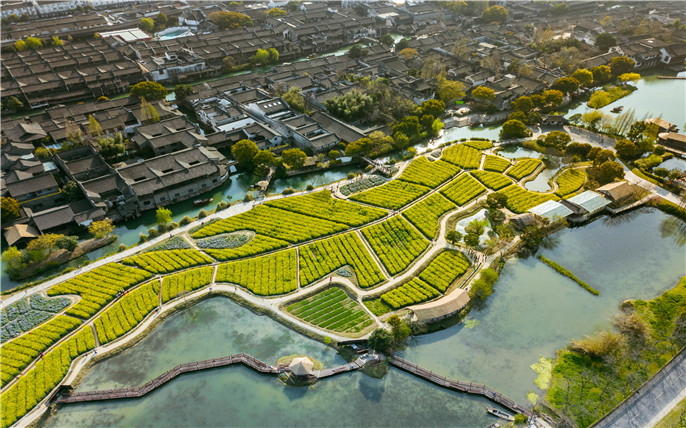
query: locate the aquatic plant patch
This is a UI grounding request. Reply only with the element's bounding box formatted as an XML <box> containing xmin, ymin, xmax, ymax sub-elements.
<box><xmin>361</xmin><ymin>216</ymin><xmax>429</xmax><ymax>275</ymax></box>
<box><xmin>439</xmin><ymin>173</ymin><xmax>487</xmax><ymax>206</ymax></box>
<box><xmin>402</xmin><ymin>193</ymin><xmax>456</xmax><ymax>239</ymax></box>
<box><xmin>538</xmin><ymin>256</ymin><xmax>599</xmax><ymax>295</ymax></box>
<box><xmin>398</xmin><ymin>157</ymin><xmax>460</xmax><ymax>188</ymax></box>
<box><xmin>349</xmin><ymin>180</ymin><xmax>431</xmax><ymax>210</ymax></box>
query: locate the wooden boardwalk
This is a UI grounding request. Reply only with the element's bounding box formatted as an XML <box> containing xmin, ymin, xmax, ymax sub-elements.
<box><xmin>388</xmin><ymin>356</ymin><xmax>532</xmax><ymax>417</ymax></box>
<box><xmin>56</xmin><ymin>353</ymin><xmax>281</xmax><ymax>404</ymax></box>
<box><xmin>315</xmin><ymin>356</ymin><xmax>368</xmax><ymax>379</ymax></box>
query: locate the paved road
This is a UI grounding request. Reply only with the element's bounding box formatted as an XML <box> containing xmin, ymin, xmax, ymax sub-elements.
<box><xmin>593</xmin><ymin>349</ymin><xmax>686</xmax><ymax>428</ymax></box>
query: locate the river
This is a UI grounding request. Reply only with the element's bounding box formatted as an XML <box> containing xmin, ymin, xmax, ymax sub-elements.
<box><xmin>42</xmin><ymin>208</ymin><xmax>685</xmax><ymax>426</ymax></box>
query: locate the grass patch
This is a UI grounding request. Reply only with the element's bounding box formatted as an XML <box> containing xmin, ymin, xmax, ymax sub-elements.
<box><xmin>538</xmin><ymin>255</ymin><xmax>599</xmax><ymax>295</ymax></box>
<box><xmin>586</xmin><ymin>85</ymin><xmax>636</xmax><ymax>108</ymax></box>
<box><xmin>286</xmin><ymin>287</ymin><xmax>374</xmax><ymax>334</ymax></box>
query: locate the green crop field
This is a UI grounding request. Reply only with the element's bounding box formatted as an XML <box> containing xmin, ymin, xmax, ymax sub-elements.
<box><xmin>462</xmin><ymin>139</ymin><xmax>493</xmax><ymax>150</ymax></box>
<box><xmin>361</xmin><ymin>216</ymin><xmax>429</xmax><ymax>275</ymax></box>
<box><xmin>380</xmin><ymin>277</ymin><xmax>440</xmax><ymax>310</ymax></box>
<box><xmin>47</xmin><ymin>264</ymin><xmax>153</xmax><ymax>319</ymax></box>
<box><xmin>507</xmin><ymin>158</ymin><xmax>542</xmax><ymax>180</ymax></box>
<box><xmin>94</xmin><ymin>280</ymin><xmax>160</xmax><ymax>344</ymax></box>
<box><xmin>483</xmin><ymin>155</ymin><xmax>511</xmax><ymax>172</ymax></box>
<box><xmin>440</xmin><ymin>173</ymin><xmax>486</xmax><ymax>206</ymax></box>
<box><xmin>398</xmin><ymin>157</ymin><xmax>459</xmax><ymax>188</ymax></box>
<box><xmin>299</xmin><ymin>232</ymin><xmax>384</xmax><ymax>288</ymax></box>
<box><xmin>204</xmin><ymin>234</ymin><xmax>289</xmax><ymax>261</ymax></box>
<box><xmin>419</xmin><ymin>251</ymin><xmax>470</xmax><ymax>292</ymax></box>
<box><xmin>122</xmin><ymin>249</ymin><xmax>213</xmax><ymax>274</ymax></box>
<box><xmin>266</xmin><ymin>190</ymin><xmax>387</xmax><ymax>226</ymax></box>
<box><xmin>349</xmin><ymin>180</ymin><xmax>431</xmax><ymax>210</ymax></box>
<box><xmin>555</xmin><ymin>169</ymin><xmax>586</xmax><ymax>197</ymax></box>
<box><xmin>471</xmin><ymin>170</ymin><xmax>514</xmax><ymax>190</ymax></box>
<box><xmin>160</xmin><ymin>266</ymin><xmax>213</xmax><ymax>303</ymax></box>
<box><xmin>498</xmin><ymin>184</ymin><xmax>558</xmax><ymax>213</ymax></box>
<box><xmin>216</xmin><ymin>249</ymin><xmax>297</xmax><ymax>296</ymax></box>
<box><xmin>192</xmin><ymin>205</ymin><xmax>348</xmax><ymax>243</ymax></box>
<box><xmin>286</xmin><ymin>287</ymin><xmax>374</xmax><ymax>334</ymax></box>
<box><xmin>402</xmin><ymin>193</ymin><xmax>456</xmax><ymax>239</ymax></box>
<box><xmin>441</xmin><ymin>144</ymin><xmax>482</xmax><ymax>169</ymax></box>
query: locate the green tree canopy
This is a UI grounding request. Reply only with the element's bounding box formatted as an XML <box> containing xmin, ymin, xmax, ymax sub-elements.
<box><xmin>88</xmin><ymin>218</ymin><xmax>114</xmax><ymax>239</ymax></box>
<box><xmin>379</xmin><ymin>34</ymin><xmax>395</xmax><ymax>47</ymax></box>
<box><xmin>543</xmin><ymin>89</ymin><xmax>564</xmax><ymax>108</ymax></box>
<box><xmin>436</xmin><ymin>75</ymin><xmax>465</xmax><ymax>102</ymax></box>
<box><xmin>7</xmin><ymin>96</ymin><xmax>24</xmax><ymax>111</ymax></box>
<box><xmin>232</xmin><ymin>139</ymin><xmax>259</xmax><ymax>170</ymax></box>
<box><xmin>266</xmin><ymin>7</ymin><xmax>287</xmax><ymax>17</ymax></box>
<box><xmin>130</xmin><ymin>81</ymin><xmax>168</xmax><ymax>100</ymax></box>
<box><xmin>99</xmin><ymin>134</ymin><xmax>125</xmax><ymax>161</ymax></box>
<box><xmin>618</xmin><ymin>72</ymin><xmax>641</xmax><ymax>85</ymax></box>
<box><xmin>156</xmin><ymin>207</ymin><xmax>172</xmax><ymax>225</ymax></box>
<box><xmin>282</xmin><ymin>148</ymin><xmax>307</xmax><ymax>170</ymax></box>
<box><xmin>398</xmin><ymin>47</ymin><xmax>418</xmax><ymax>60</ymax></box>
<box><xmin>543</xmin><ymin>131</ymin><xmax>571</xmax><ymax>149</ymax></box>
<box><xmin>1</xmin><ymin>197</ymin><xmax>21</xmax><ymax>220</ymax></box>
<box><xmin>481</xmin><ymin>5</ymin><xmax>508</xmax><ymax>23</ymax></box>
<box><xmin>419</xmin><ymin>99</ymin><xmax>446</xmax><ymax>117</ymax></box>
<box><xmin>471</xmin><ymin>86</ymin><xmax>496</xmax><ymax>106</ymax></box>
<box><xmin>88</xmin><ymin>114</ymin><xmax>103</xmax><ymax>136</ymax></box>
<box><xmin>253</xmin><ymin>150</ymin><xmax>276</xmax><ymax>167</ymax></box>
<box><xmin>50</xmin><ymin>36</ymin><xmax>64</xmax><ymax>46</ymax></box>
<box><xmin>499</xmin><ymin>119</ymin><xmax>530</xmax><ymax>140</ymax></box>
<box><xmin>589</xmin><ymin>65</ymin><xmax>612</xmax><ymax>84</ymax></box>
<box><xmin>25</xmin><ymin>37</ymin><xmax>43</xmax><ymax>49</ymax></box>
<box><xmin>609</xmin><ymin>56</ymin><xmax>635</xmax><ymax>77</ymax></box>
<box><xmin>570</xmin><ymin>68</ymin><xmax>593</xmax><ymax>87</ymax></box>
<box><xmin>325</xmin><ymin>90</ymin><xmax>375</xmax><ymax>122</ymax></box>
<box><xmin>282</xmin><ymin>87</ymin><xmax>305</xmax><ymax>112</ymax></box>
<box><xmin>208</xmin><ymin>11</ymin><xmax>253</xmax><ymax>29</ymax></box>
<box><xmin>552</xmin><ymin>76</ymin><xmax>579</xmax><ymax>94</ymax></box>
<box><xmin>56</xmin><ymin>235</ymin><xmax>78</xmax><ymax>252</ymax></box>
<box><xmin>368</xmin><ymin>328</ymin><xmax>394</xmax><ymax>354</ymax></box>
<box><xmin>14</xmin><ymin>40</ymin><xmax>26</xmax><ymax>51</ymax></box>
<box><xmin>61</xmin><ymin>181</ymin><xmax>81</xmax><ymax>201</ymax></box>
<box><xmin>345</xmin><ymin>137</ymin><xmax>374</xmax><ymax>157</ymax></box>
<box><xmin>512</xmin><ymin>96</ymin><xmax>533</xmax><ymax>113</ymax></box>
<box><xmin>594</xmin><ymin>33</ymin><xmax>617</xmax><ymax>51</ymax></box>
<box><xmin>615</xmin><ymin>139</ymin><xmax>637</xmax><ymax>159</ymax></box>
<box><xmin>174</xmin><ymin>84</ymin><xmax>195</xmax><ymax>101</ymax></box>
<box><xmin>597</xmin><ymin>160</ymin><xmax>625</xmax><ymax>183</ymax></box>
<box><xmin>139</xmin><ymin>17</ymin><xmax>154</xmax><ymax>32</ymax></box>
<box><xmin>392</xmin><ymin>116</ymin><xmax>422</xmax><ymax>143</ymax></box>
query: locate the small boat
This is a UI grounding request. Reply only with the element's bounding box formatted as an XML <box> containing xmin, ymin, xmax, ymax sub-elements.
<box><xmin>611</xmin><ymin>106</ymin><xmax>623</xmax><ymax>113</ymax></box>
<box><xmin>193</xmin><ymin>198</ymin><xmax>213</xmax><ymax>206</ymax></box>
<box><xmin>487</xmin><ymin>407</ymin><xmax>514</xmax><ymax>421</ymax></box>
<box><xmin>470</xmin><ymin>122</ymin><xmax>481</xmax><ymax>127</ymax></box>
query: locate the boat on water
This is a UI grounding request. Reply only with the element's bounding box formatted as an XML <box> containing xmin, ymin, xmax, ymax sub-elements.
<box><xmin>611</xmin><ymin>106</ymin><xmax>623</xmax><ymax>113</ymax></box>
<box><xmin>485</xmin><ymin>423</ymin><xmax>501</xmax><ymax>428</ymax></box>
<box><xmin>487</xmin><ymin>407</ymin><xmax>514</xmax><ymax>421</ymax></box>
<box><xmin>193</xmin><ymin>198</ymin><xmax>213</xmax><ymax>206</ymax></box>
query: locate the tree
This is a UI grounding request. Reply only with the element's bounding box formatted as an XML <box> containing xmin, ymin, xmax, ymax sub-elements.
<box><xmin>328</xmin><ymin>150</ymin><xmax>341</xmax><ymax>159</ymax></box>
<box><xmin>345</xmin><ymin>138</ymin><xmax>374</xmax><ymax>157</ymax></box>
<box><xmin>253</xmin><ymin>150</ymin><xmax>276</xmax><ymax>168</ymax></box>
<box><xmin>25</xmin><ymin>37</ymin><xmax>42</xmax><ymax>50</ymax></box>
<box><xmin>89</xmin><ymin>219</ymin><xmax>114</xmax><ymax>238</ymax></box>
<box><xmin>139</xmin><ymin>17</ymin><xmax>154</xmax><ymax>33</ymax></box>
<box><xmin>14</xmin><ymin>40</ymin><xmax>26</xmax><ymax>51</ymax></box>
<box><xmin>348</xmin><ymin>44</ymin><xmax>369</xmax><ymax>59</ymax></box>
<box><xmin>368</xmin><ymin>328</ymin><xmax>394</xmax><ymax>354</ymax></box>
<box><xmin>543</xmin><ymin>131</ymin><xmax>571</xmax><ymax>149</ymax></box>
<box><xmin>395</xmin><ymin>38</ymin><xmax>410</xmax><ymax>51</ymax></box>
<box><xmin>542</xmin><ymin>89</ymin><xmax>564</xmax><ymax>108</ymax></box>
<box><xmin>431</xmin><ymin>118</ymin><xmax>444</xmax><ymax>136</ymax></box>
<box><xmin>471</xmin><ymin>86</ymin><xmax>496</xmax><ymax>107</ymax></box>
<box><xmin>587</xmin><ymin>91</ymin><xmax>612</xmax><ymax>109</ymax></box>
<box><xmin>512</xmin><ymin>96</ymin><xmax>533</xmax><ymax>113</ymax></box>
<box><xmin>597</xmin><ymin>161</ymin><xmax>624</xmax><ymax>183</ymax></box>
<box><xmin>61</xmin><ymin>181</ymin><xmax>81</xmax><ymax>201</ymax></box>
<box><xmin>590</xmin><ymin>65</ymin><xmax>612</xmax><ymax>84</ymax></box>
<box><xmin>174</xmin><ymin>84</ymin><xmax>194</xmax><ymax>101</ymax></box>
<box><xmin>594</xmin><ymin>33</ymin><xmax>617</xmax><ymax>51</ymax></box>
<box><xmin>552</xmin><ymin>76</ymin><xmax>579</xmax><ymax>94</ymax></box>
<box><xmin>609</xmin><ymin>56</ymin><xmax>635</xmax><ymax>77</ymax></box>
<box><xmin>464</xmin><ymin>232</ymin><xmax>480</xmax><ymax>247</ymax></box>
<box><xmin>232</xmin><ymin>139</ymin><xmax>259</xmax><ymax>170</ymax></box>
<box><xmin>50</xmin><ymin>36</ymin><xmax>64</xmax><ymax>46</ymax></box>
<box><xmin>35</xmin><ymin>147</ymin><xmax>51</xmax><ymax>159</ymax></box>
<box><xmin>140</xmin><ymin>98</ymin><xmax>160</xmax><ymax>123</ymax></box>
<box><xmin>618</xmin><ymin>72</ymin><xmax>641</xmax><ymax>85</ymax></box>
<box><xmin>446</xmin><ymin>230</ymin><xmax>462</xmax><ymax>246</ymax></box>
<box><xmin>393</xmin><ymin>116</ymin><xmax>422</xmax><ymax>143</ymax></box>
<box><xmin>615</xmin><ymin>139</ymin><xmax>637</xmax><ymax>159</ymax></box>
<box><xmin>26</xmin><ymin>233</ymin><xmax>62</xmax><ymax>256</ymax></box>
<box><xmin>88</xmin><ymin>114</ymin><xmax>103</xmax><ymax>136</ymax></box>
<box><xmin>486</xmin><ymin>193</ymin><xmax>508</xmax><ymax>211</ymax></box>
<box><xmin>7</xmin><ymin>96</ymin><xmax>23</xmax><ymax>111</ymax></box>
<box><xmin>1</xmin><ymin>197</ymin><xmax>21</xmax><ymax>221</ymax></box>
<box><xmin>268</xmin><ymin>48</ymin><xmax>279</xmax><ymax>63</ymax></box>
<box><xmin>571</xmin><ymin>68</ymin><xmax>593</xmax><ymax>87</ymax></box>
<box><xmin>500</xmin><ymin>119</ymin><xmax>530</xmax><ymax>140</ymax></box>
<box><xmin>379</xmin><ymin>34</ymin><xmax>394</xmax><ymax>47</ymax></box>
<box><xmin>436</xmin><ymin>74</ymin><xmax>466</xmax><ymax>102</ymax></box>
<box><xmin>156</xmin><ymin>207</ymin><xmax>172</xmax><ymax>225</ymax></box>
<box><xmin>2</xmin><ymin>247</ymin><xmax>24</xmax><ymax>276</ymax></box>
<box><xmin>387</xmin><ymin>315</ymin><xmax>411</xmax><ymax>349</ymax></box>
<box><xmin>398</xmin><ymin>48</ymin><xmax>418</xmax><ymax>60</ymax></box>
<box><xmin>266</xmin><ymin>7</ymin><xmax>287</xmax><ymax>17</ymax></box>
<box><xmin>252</xmin><ymin>48</ymin><xmax>269</xmax><ymax>65</ymax></box>
<box><xmin>99</xmin><ymin>134</ymin><xmax>125</xmax><ymax>161</ymax></box>
<box><xmin>130</xmin><ymin>81</ymin><xmax>167</xmax><ymax>100</ymax></box>
<box><xmin>222</xmin><ymin>55</ymin><xmax>237</xmax><ymax>70</ymax></box>
<box><xmin>481</xmin><ymin>5</ymin><xmax>508</xmax><ymax>23</ymax></box>
<box><xmin>508</xmin><ymin>111</ymin><xmax>527</xmax><ymax>122</ymax></box>
<box><xmin>155</xmin><ymin>12</ymin><xmax>168</xmax><ymax>29</ymax></box>
<box><xmin>419</xmin><ymin>99</ymin><xmax>445</xmax><ymax>118</ymax></box>
<box><xmin>56</xmin><ymin>235</ymin><xmax>78</xmax><ymax>252</ymax></box>
<box><xmin>282</xmin><ymin>148</ymin><xmax>307</xmax><ymax>170</ymax></box>
<box><xmin>282</xmin><ymin>87</ymin><xmax>305</xmax><ymax>113</ymax></box>
<box><xmin>207</xmin><ymin>11</ymin><xmax>253</xmax><ymax>29</ymax></box>
<box><xmin>325</xmin><ymin>90</ymin><xmax>375</xmax><ymax>122</ymax></box>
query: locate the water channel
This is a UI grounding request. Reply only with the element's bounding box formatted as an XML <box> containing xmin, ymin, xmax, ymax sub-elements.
<box><xmin>43</xmin><ymin>207</ymin><xmax>685</xmax><ymax>426</ymax></box>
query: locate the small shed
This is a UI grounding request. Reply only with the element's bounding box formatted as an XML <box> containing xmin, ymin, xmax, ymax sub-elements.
<box><xmin>528</xmin><ymin>200</ymin><xmax>573</xmax><ymax>221</ymax></box>
<box><xmin>510</xmin><ymin>213</ymin><xmax>536</xmax><ymax>230</ymax></box>
<box><xmin>289</xmin><ymin>357</ymin><xmax>314</xmax><ymax>377</ymax></box>
<box><xmin>596</xmin><ymin>181</ymin><xmax>636</xmax><ymax>201</ymax></box>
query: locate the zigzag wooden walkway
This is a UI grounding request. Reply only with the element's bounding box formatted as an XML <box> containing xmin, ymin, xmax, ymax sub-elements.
<box><xmin>56</xmin><ymin>353</ymin><xmax>281</xmax><ymax>404</ymax></box>
<box><xmin>388</xmin><ymin>356</ymin><xmax>532</xmax><ymax>417</ymax></box>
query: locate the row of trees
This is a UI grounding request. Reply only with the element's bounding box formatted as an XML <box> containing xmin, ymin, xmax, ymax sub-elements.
<box><xmin>139</xmin><ymin>12</ymin><xmax>178</xmax><ymax>33</ymax></box>
<box><xmin>231</xmin><ymin>139</ymin><xmax>308</xmax><ymax>173</ymax></box>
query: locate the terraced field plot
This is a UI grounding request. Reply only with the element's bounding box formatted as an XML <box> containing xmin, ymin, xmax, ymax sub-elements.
<box><xmin>380</xmin><ymin>277</ymin><xmax>440</xmax><ymax>310</ymax></box>
<box><xmin>419</xmin><ymin>251</ymin><xmax>470</xmax><ymax>292</ymax></box>
<box><xmin>471</xmin><ymin>170</ymin><xmax>514</xmax><ymax>190</ymax></box>
<box><xmin>498</xmin><ymin>184</ymin><xmax>558</xmax><ymax>213</ymax></box>
<box><xmin>462</xmin><ymin>139</ymin><xmax>493</xmax><ymax>150</ymax></box>
<box><xmin>398</xmin><ymin>157</ymin><xmax>459</xmax><ymax>188</ymax></box>
<box><xmin>402</xmin><ymin>193</ymin><xmax>456</xmax><ymax>239</ymax></box>
<box><xmin>216</xmin><ymin>249</ymin><xmax>298</xmax><ymax>296</ymax></box>
<box><xmin>94</xmin><ymin>280</ymin><xmax>160</xmax><ymax>344</ymax></box>
<box><xmin>266</xmin><ymin>190</ymin><xmax>386</xmax><ymax>226</ymax></box>
<box><xmin>349</xmin><ymin>180</ymin><xmax>430</xmax><ymax>210</ymax></box>
<box><xmin>161</xmin><ymin>266</ymin><xmax>214</xmax><ymax>303</ymax></box>
<box><xmin>441</xmin><ymin>144</ymin><xmax>482</xmax><ymax>169</ymax></box>
<box><xmin>361</xmin><ymin>216</ymin><xmax>429</xmax><ymax>275</ymax></box>
<box><xmin>286</xmin><ymin>287</ymin><xmax>374</xmax><ymax>334</ymax></box>
<box><xmin>507</xmin><ymin>158</ymin><xmax>542</xmax><ymax>180</ymax></box>
<box><xmin>204</xmin><ymin>234</ymin><xmax>288</xmax><ymax>261</ymax></box>
<box><xmin>483</xmin><ymin>155</ymin><xmax>511</xmax><ymax>172</ymax></box>
<box><xmin>555</xmin><ymin>168</ymin><xmax>586</xmax><ymax>197</ymax></box>
<box><xmin>122</xmin><ymin>249</ymin><xmax>213</xmax><ymax>274</ymax></box>
<box><xmin>440</xmin><ymin>173</ymin><xmax>486</xmax><ymax>206</ymax></box>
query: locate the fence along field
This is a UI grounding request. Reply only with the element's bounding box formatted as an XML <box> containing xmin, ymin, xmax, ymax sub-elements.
<box><xmin>483</xmin><ymin>155</ymin><xmax>511</xmax><ymax>172</ymax></box>
<box><xmin>0</xmin><ymin>326</ymin><xmax>95</xmax><ymax>428</ymax></box>
<box><xmin>349</xmin><ymin>179</ymin><xmax>431</xmax><ymax>210</ymax></box>
<box><xmin>471</xmin><ymin>170</ymin><xmax>514</xmax><ymax>190</ymax></box>
<box><xmin>361</xmin><ymin>216</ymin><xmax>429</xmax><ymax>276</ymax></box>
<box><xmin>439</xmin><ymin>173</ymin><xmax>487</xmax><ymax>206</ymax></box>
<box><xmin>0</xmin><ymin>315</ymin><xmax>81</xmax><ymax>387</ymax></box>
<box><xmin>160</xmin><ymin>266</ymin><xmax>214</xmax><ymax>303</ymax></box>
<box><xmin>398</xmin><ymin>157</ymin><xmax>460</xmax><ymax>188</ymax></box>
<box><xmin>47</xmin><ymin>263</ymin><xmax>153</xmax><ymax>319</ymax></box>
<box><xmin>203</xmin><ymin>234</ymin><xmax>289</xmax><ymax>261</ymax></box>
<box><xmin>441</xmin><ymin>144</ymin><xmax>482</xmax><ymax>169</ymax></box>
<box><xmin>506</xmin><ymin>158</ymin><xmax>542</xmax><ymax>180</ymax></box>
<box><xmin>286</xmin><ymin>287</ymin><xmax>374</xmax><ymax>334</ymax></box>
<box><xmin>191</xmin><ymin>205</ymin><xmax>348</xmax><ymax>243</ymax></box>
<box><xmin>402</xmin><ymin>193</ymin><xmax>456</xmax><ymax>239</ymax></box>
<box><xmin>554</xmin><ymin>168</ymin><xmax>586</xmax><ymax>197</ymax></box>
<box><xmin>266</xmin><ymin>190</ymin><xmax>387</xmax><ymax>226</ymax></box>
<box><xmin>122</xmin><ymin>249</ymin><xmax>213</xmax><ymax>274</ymax></box>
<box><xmin>94</xmin><ymin>281</ymin><xmax>161</xmax><ymax>344</ymax></box>
<box><xmin>299</xmin><ymin>232</ymin><xmax>384</xmax><ymax>289</ymax></box>
<box><xmin>498</xmin><ymin>184</ymin><xmax>558</xmax><ymax>213</ymax></box>
<box><xmin>216</xmin><ymin>249</ymin><xmax>297</xmax><ymax>296</ymax></box>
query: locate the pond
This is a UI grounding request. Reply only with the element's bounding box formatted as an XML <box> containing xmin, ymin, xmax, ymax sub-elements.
<box><xmin>44</xmin><ymin>297</ymin><xmax>497</xmax><ymax>428</ymax></box>
<box><xmin>268</xmin><ymin>164</ymin><xmax>362</xmax><ymax>195</ymax></box>
<box><xmin>454</xmin><ymin>209</ymin><xmax>493</xmax><ymax>247</ymax></box>
<box><xmin>399</xmin><ymin>208</ymin><xmax>685</xmax><ymax>404</ymax></box>
<box><xmin>523</xmin><ymin>159</ymin><xmax>563</xmax><ymax>193</ymax></box>
<box><xmin>437</xmin><ymin>124</ymin><xmax>502</xmax><ymax>143</ymax></box>
<box><xmin>658</xmin><ymin>156</ymin><xmax>686</xmax><ymax>172</ymax></box>
<box><xmin>495</xmin><ymin>145</ymin><xmax>542</xmax><ymax>159</ymax></box>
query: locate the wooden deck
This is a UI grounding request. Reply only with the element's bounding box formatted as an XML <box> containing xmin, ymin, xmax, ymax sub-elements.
<box><xmin>56</xmin><ymin>353</ymin><xmax>281</xmax><ymax>404</ymax></box>
<box><xmin>388</xmin><ymin>356</ymin><xmax>532</xmax><ymax>417</ymax></box>
<box><xmin>314</xmin><ymin>356</ymin><xmax>368</xmax><ymax>379</ymax></box>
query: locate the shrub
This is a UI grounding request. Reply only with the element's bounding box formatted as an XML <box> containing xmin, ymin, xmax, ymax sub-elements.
<box><xmin>198</xmin><ymin>210</ymin><xmax>207</xmax><ymax>219</ymax></box>
<box><xmin>282</xmin><ymin>187</ymin><xmax>295</xmax><ymax>195</ymax></box>
<box><xmin>180</xmin><ymin>216</ymin><xmax>192</xmax><ymax>226</ymax></box>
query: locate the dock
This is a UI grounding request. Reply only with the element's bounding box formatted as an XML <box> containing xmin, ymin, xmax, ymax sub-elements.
<box><xmin>657</xmin><ymin>75</ymin><xmax>686</xmax><ymax>80</ymax></box>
